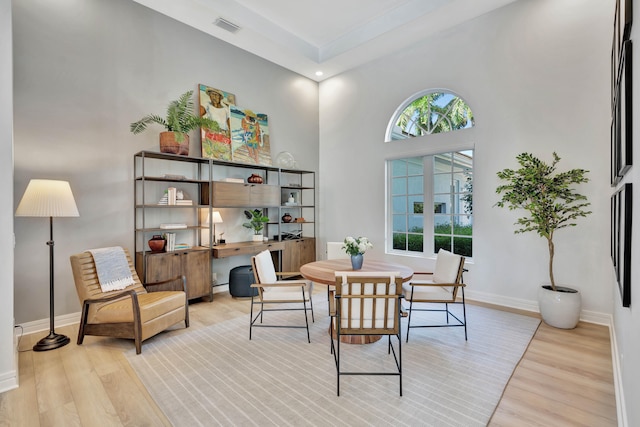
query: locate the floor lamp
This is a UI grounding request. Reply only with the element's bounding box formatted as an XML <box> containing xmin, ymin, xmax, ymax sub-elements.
<box><xmin>15</xmin><ymin>179</ymin><xmax>79</xmax><ymax>352</ymax></box>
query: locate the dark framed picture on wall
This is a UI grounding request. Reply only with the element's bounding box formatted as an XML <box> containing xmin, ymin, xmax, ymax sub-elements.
<box><xmin>616</xmin><ymin>40</ymin><xmax>632</xmax><ymax>179</ymax></box>
<box><xmin>615</xmin><ymin>183</ymin><xmax>632</xmax><ymax>308</ymax></box>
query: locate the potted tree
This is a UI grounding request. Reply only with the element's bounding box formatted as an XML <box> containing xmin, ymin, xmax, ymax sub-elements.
<box><xmin>495</xmin><ymin>152</ymin><xmax>591</xmax><ymax>329</ymax></box>
<box><xmin>130</xmin><ymin>90</ymin><xmax>216</xmax><ymax>156</ymax></box>
<box><xmin>243</xmin><ymin>209</ymin><xmax>269</xmax><ymax>242</ymax></box>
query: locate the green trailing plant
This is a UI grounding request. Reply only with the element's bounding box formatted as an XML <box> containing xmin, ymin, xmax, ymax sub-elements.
<box><xmin>130</xmin><ymin>90</ymin><xmax>216</xmax><ymax>142</ymax></box>
<box><xmin>243</xmin><ymin>209</ymin><xmax>269</xmax><ymax>235</ymax></box>
<box><xmin>495</xmin><ymin>152</ymin><xmax>591</xmax><ymax>291</ymax></box>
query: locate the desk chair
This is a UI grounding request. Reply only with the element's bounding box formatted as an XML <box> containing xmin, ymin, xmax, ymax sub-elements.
<box><xmin>403</xmin><ymin>249</ymin><xmax>467</xmax><ymax>342</ymax></box>
<box><xmin>330</xmin><ymin>271</ymin><xmax>404</xmax><ymax>396</ymax></box>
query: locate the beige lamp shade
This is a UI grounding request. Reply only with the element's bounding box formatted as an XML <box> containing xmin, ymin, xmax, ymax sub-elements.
<box><xmin>16</xmin><ymin>179</ymin><xmax>79</xmax><ymax>217</ymax></box>
<box><xmin>206</xmin><ymin>211</ymin><xmax>223</xmax><ymax>225</ymax></box>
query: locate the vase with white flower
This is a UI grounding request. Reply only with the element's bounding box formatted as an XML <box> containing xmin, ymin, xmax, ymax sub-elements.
<box><xmin>343</xmin><ymin>236</ymin><xmax>373</xmax><ymax>270</ymax></box>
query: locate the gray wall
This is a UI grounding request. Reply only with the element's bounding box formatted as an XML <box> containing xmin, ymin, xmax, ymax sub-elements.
<box><xmin>11</xmin><ymin>0</ymin><xmax>319</xmax><ymax>326</ymax></box>
<box><xmin>615</xmin><ymin>2</ymin><xmax>640</xmax><ymax>425</ymax></box>
<box><xmin>320</xmin><ymin>0</ymin><xmax>638</xmax><ymax>424</ymax></box>
<box><xmin>0</xmin><ymin>0</ymin><xmax>15</xmax><ymax>391</ymax></box>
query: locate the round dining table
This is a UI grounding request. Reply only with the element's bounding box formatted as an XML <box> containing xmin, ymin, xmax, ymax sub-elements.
<box><xmin>300</xmin><ymin>259</ymin><xmax>414</xmax><ymax>285</ymax></box>
<box><xmin>300</xmin><ymin>259</ymin><xmax>413</xmax><ymax>344</ymax></box>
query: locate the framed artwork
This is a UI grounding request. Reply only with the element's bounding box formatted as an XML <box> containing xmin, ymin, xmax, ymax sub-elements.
<box><xmin>612</xmin><ymin>0</ymin><xmax>620</xmax><ymax>113</ymax></box>
<box><xmin>616</xmin><ymin>40</ymin><xmax>632</xmax><ymax>179</ymax></box>
<box><xmin>614</xmin><ymin>183</ymin><xmax>632</xmax><ymax>308</ymax></box>
<box><xmin>620</xmin><ymin>0</ymin><xmax>633</xmax><ymax>42</ymax></box>
<box><xmin>198</xmin><ymin>84</ymin><xmax>237</xmax><ymax>161</ymax></box>
<box><xmin>229</xmin><ymin>106</ymin><xmax>272</xmax><ymax>166</ymax></box>
<box><xmin>611</xmin><ymin>191</ymin><xmax>618</xmax><ymax>271</ymax></box>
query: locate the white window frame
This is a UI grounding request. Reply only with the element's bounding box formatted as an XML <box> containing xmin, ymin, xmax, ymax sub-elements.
<box><xmin>386</xmin><ymin>143</ymin><xmax>474</xmax><ymax>259</ymax></box>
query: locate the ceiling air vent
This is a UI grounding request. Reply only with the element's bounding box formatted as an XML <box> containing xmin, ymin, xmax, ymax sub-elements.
<box><xmin>214</xmin><ymin>17</ymin><xmax>240</xmax><ymax>34</ymax></box>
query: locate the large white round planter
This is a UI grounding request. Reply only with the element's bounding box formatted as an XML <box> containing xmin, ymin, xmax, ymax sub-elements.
<box><xmin>537</xmin><ymin>285</ymin><xmax>581</xmax><ymax>329</ymax></box>
<box><xmin>252</xmin><ymin>234</ymin><xmax>263</xmax><ymax>242</ymax></box>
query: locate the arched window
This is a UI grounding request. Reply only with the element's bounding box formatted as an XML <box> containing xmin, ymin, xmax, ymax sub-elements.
<box><xmin>386</xmin><ymin>90</ymin><xmax>474</xmax><ymax>141</ymax></box>
<box><xmin>386</xmin><ymin>90</ymin><xmax>474</xmax><ymax>258</ymax></box>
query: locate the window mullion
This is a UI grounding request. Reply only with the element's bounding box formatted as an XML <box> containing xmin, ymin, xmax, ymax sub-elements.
<box><xmin>424</xmin><ymin>156</ymin><xmax>434</xmax><ymax>255</ymax></box>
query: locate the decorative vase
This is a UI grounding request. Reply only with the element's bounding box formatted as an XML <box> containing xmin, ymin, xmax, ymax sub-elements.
<box><xmin>247</xmin><ymin>173</ymin><xmax>263</xmax><ymax>184</ymax></box>
<box><xmin>537</xmin><ymin>284</ymin><xmax>581</xmax><ymax>329</ymax></box>
<box><xmin>148</xmin><ymin>235</ymin><xmax>166</xmax><ymax>252</ymax></box>
<box><xmin>282</xmin><ymin>213</ymin><xmax>292</xmax><ymax>223</ymax></box>
<box><xmin>351</xmin><ymin>253</ymin><xmax>363</xmax><ymax>270</ymax></box>
<box><xmin>159</xmin><ymin>131</ymin><xmax>189</xmax><ymax>155</ymax></box>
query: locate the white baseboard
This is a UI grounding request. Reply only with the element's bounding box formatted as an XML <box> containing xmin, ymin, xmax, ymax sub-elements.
<box><xmin>213</xmin><ymin>284</ymin><xmax>229</xmax><ymax>294</ymax></box>
<box><xmin>18</xmin><ymin>312</ymin><xmax>81</xmax><ymax>336</ymax></box>
<box><xmin>465</xmin><ymin>290</ymin><xmax>611</xmax><ymax>325</ymax></box>
<box><xmin>608</xmin><ymin>317</ymin><xmax>628</xmax><ymax>427</ymax></box>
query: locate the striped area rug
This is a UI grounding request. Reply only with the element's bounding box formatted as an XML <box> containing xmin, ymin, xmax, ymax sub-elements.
<box><xmin>126</xmin><ymin>302</ymin><xmax>540</xmax><ymax>426</ymax></box>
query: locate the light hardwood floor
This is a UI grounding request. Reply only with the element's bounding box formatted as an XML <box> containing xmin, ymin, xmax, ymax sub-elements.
<box><xmin>0</xmin><ymin>291</ymin><xmax>617</xmax><ymax>426</ymax></box>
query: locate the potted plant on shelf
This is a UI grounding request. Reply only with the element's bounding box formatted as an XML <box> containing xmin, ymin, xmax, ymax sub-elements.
<box><xmin>495</xmin><ymin>152</ymin><xmax>591</xmax><ymax>329</ymax></box>
<box><xmin>130</xmin><ymin>90</ymin><xmax>216</xmax><ymax>156</ymax></box>
<box><xmin>243</xmin><ymin>209</ymin><xmax>270</xmax><ymax>242</ymax></box>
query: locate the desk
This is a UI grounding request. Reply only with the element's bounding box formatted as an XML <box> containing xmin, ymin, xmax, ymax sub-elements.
<box><xmin>300</xmin><ymin>259</ymin><xmax>413</xmax><ymax>344</ymax></box>
<box><xmin>212</xmin><ymin>241</ymin><xmax>285</xmax><ymax>258</ymax></box>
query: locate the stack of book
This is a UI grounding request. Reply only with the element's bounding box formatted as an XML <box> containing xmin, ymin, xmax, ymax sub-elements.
<box><xmin>164</xmin><ymin>232</ymin><xmax>176</xmax><ymax>251</ymax></box>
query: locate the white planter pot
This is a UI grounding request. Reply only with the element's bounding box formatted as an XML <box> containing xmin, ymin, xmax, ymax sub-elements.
<box><xmin>252</xmin><ymin>234</ymin><xmax>263</xmax><ymax>242</ymax></box>
<box><xmin>537</xmin><ymin>285</ymin><xmax>581</xmax><ymax>329</ymax></box>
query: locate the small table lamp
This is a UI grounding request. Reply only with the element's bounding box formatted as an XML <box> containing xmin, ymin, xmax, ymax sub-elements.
<box><xmin>207</xmin><ymin>211</ymin><xmax>223</xmax><ymax>245</ymax></box>
<box><xmin>15</xmin><ymin>179</ymin><xmax>79</xmax><ymax>351</ymax></box>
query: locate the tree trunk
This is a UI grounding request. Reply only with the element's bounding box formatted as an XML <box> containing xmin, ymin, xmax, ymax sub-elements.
<box><xmin>548</xmin><ymin>237</ymin><xmax>556</xmax><ymax>291</ymax></box>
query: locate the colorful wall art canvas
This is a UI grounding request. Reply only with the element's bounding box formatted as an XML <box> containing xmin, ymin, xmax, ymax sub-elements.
<box><xmin>229</xmin><ymin>106</ymin><xmax>272</xmax><ymax>166</ymax></box>
<box><xmin>199</xmin><ymin>84</ymin><xmax>237</xmax><ymax>161</ymax></box>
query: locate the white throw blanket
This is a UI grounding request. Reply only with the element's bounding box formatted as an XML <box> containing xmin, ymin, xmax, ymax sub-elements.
<box><xmin>87</xmin><ymin>247</ymin><xmax>135</xmax><ymax>292</ymax></box>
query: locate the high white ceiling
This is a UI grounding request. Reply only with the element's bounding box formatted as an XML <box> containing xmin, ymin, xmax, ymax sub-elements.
<box><xmin>133</xmin><ymin>0</ymin><xmax>520</xmax><ymax>81</ymax></box>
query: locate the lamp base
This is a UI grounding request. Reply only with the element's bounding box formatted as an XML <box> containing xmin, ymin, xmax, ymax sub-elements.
<box><xmin>33</xmin><ymin>332</ymin><xmax>70</xmax><ymax>352</ymax></box>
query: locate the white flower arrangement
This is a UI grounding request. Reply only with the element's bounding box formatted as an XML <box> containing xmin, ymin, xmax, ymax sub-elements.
<box><xmin>343</xmin><ymin>236</ymin><xmax>373</xmax><ymax>256</ymax></box>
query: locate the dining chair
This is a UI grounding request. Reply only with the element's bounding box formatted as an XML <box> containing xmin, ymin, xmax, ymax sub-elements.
<box><xmin>403</xmin><ymin>248</ymin><xmax>467</xmax><ymax>342</ymax></box>
<box><xmin>249</xmin><ymin>250</ymin><xmax>314</xmax><ymax>342</ymax></box>
<box><xmin>330</xmin><ymin>271</ymin><xmax>404</xmax><ymax>396</ymax></box>
<box><xmin>69</xmin><ymin>247</ymin><xmax>189</xmax><ymax>354</ymax></box>
<box><xmin>326</xmin><ymin>241</ymin><xmax>349</xmax><ymax>260</ymax></box>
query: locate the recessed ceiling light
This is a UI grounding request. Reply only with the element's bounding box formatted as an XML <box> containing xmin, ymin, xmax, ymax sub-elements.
<box><xmin>315</xmin><ymin>71</ymin><xmax>324</xmax><ymax>76</ymax></box>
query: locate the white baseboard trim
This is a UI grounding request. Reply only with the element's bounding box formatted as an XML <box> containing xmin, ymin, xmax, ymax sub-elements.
<box><xmin>608</xmin><ymin>317</ymin><xmax>628</xmax><ymax>427</ymax></box>
<box><xmin>0</xmin><ymin>325</ymin><xmax>20</xmax><ymax>394</ymax></box>
<box><xmin>465</xmin><ymin>290</ymin><xmax>611</xmax><ymax>325</ymax></box>
<box><xmin>18</xmin><ymin>312</ymin><xmax>81</xmax><ymax>336</ymax></box>
<box><xmin>213</xmin><ymin>284</ymin><xmax>229</xmax><ymax>294</ymax></box>
<box><xmin>0</xmin><ymin>369</ymin><xmax>18</xmax><ymax>394</ymax></box>
<box><xmin>18</xmin><ymin>287</ymin><xmax>230</xmax><ymax>335</ymax></box>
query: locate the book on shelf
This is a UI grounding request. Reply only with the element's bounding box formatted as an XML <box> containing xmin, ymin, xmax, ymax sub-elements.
<box><xmin>176</xmin><ymin>199</ymin><xmax>193</xmax><ymax>205</ymax></box>
<box><xmin>160</xmin><ymin>223</ymin><xmax>187</xmax><ymax>229</ymax></box>
<box><xmin>167</xmin><ymin>187</ymin><xmax>177</xmax><ymax>205</ymax></box>
<box><xmin>222</xmin><ymin>177</ymin><xmax>245</xmax><ymax>183</ymax></box>
<box><xmin>163</xmin><ymin>233</ymin><xmax>175</xmax><ymax>251</ymax></box>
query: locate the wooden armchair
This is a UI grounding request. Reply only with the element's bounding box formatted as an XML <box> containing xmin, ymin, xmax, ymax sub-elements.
<box><xmin>69</xmin><ymin>248</ymin><xmax>189</xmax><ymax>354</ymax></box>
<box><xmin>249</xmin><ymin>250</ymin><xmax>314</xmax><ymax>343</ymax></box>
<box><xmin>402</xmin><ymin>249</ymin><xmax>467</xmax><ymax>342</ymax></box>
<box><xmin>331</xmin><ymin>271</ymin><xmax>404</xmax><ymax>396</ymax></box>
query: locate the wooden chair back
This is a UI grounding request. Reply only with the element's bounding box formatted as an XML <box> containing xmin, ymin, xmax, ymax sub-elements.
<box><xmin>333</xmin><ymin>271</ymin><xmax>403</xmax><ymax>336</ymax></box>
